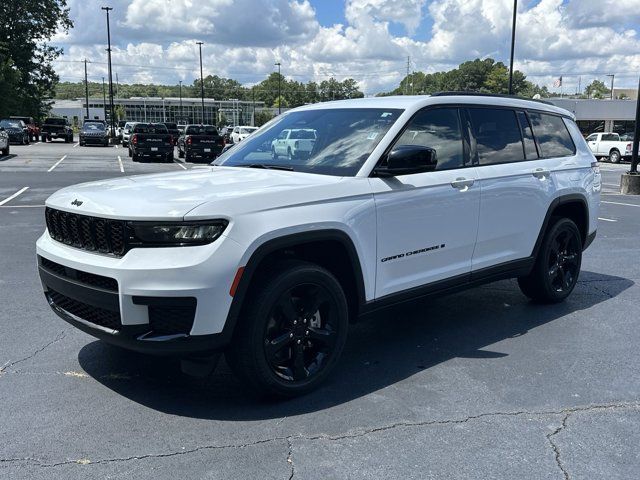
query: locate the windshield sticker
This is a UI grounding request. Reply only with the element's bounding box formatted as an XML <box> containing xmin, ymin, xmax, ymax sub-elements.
<box><xmin>367</xmin><ymin>132</ymin><xmax>379</xmax><ymax>140</ymax></box>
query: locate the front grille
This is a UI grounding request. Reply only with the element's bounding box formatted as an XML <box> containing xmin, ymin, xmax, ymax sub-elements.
<box><xmin>148</xmin><ymin>301</ymin><xmax>196</xmax><ymax>336</ymax></box>
<box><xmin>39</xmin><ymin>256</ymin><xmax>118</xmax><ymax>292</ymax></box>
<box><xmin>45</xmin><ymin>207</ymin><xmax>126</xmax><ymax>256</ymax></box>
<box><xmin>48</xmin><ymin>289</ymin><xmax>121</xmax><ymax>330</ymax></box>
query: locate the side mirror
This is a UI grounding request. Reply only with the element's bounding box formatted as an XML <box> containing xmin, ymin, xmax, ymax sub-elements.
<box><xmin>375</xmin><ymin>145</ymin><xmax>438</xmax><ymax>177</ymax></box>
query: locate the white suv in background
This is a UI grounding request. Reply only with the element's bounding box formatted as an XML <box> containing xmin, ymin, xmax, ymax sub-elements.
<box><xmin>37</xmin><ymin>95</ymin><xmax>600</xmax><ymax>398</ymax></box>
<box><xmin>230</xmin><ymin>125</ymin><xmax>258</xmax><ymax>143</ymax></box>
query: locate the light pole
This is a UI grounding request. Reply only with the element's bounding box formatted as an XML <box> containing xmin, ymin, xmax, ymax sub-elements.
<box><xmin>84</xmin><ymin>59</ymin><xmax>90</xmax><ymax>121</ymax></box>
<box><xmin>508</xmin><ymin>0</ymin><xmax>517</xmax><ymax>95</ymax></box>
<box><xmin>275</xmin><ymin>62</ymin><xmax>281</xmax><ymax>115</ymax></box>
<box><xmin>101</xmin><ymin>6</ymin><xmax>116</xmax><ymax>139</ymax></box>
<box><xmin>102</xmin><ymin>77</ymin><xmax>107</xmax><ymax>122</ymax></box>
<box><xmin>606</xmin><ymin>74</ymin><xmax>615</xmax><ymax>99</ymax></box>
<box><xmin>196</xmin><ymin>41</ymin><xmax>205</xmax><ymax>124</ymax></box>
<box><xmin>179</xmin><ymin>80</ymin><xmax>183</xmax><ymax>123</ymax></box>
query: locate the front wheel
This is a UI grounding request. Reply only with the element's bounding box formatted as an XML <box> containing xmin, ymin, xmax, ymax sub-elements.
<box><xmin>609</xmin><ymin>150</ymin><xmax>621</xmax><ymax>164</ymax></box>
<box><xmin>226</xmin><ymin>260</ymin><xmax>349</xmax><ymax>398</ymax></box>
<box><xmin>518</xmin><ymin>217</ymin><xmax>582</xmax><ymax>303</ymax></box>
<box><xmin>271</xmin><ymin>147</ymin><xmax>277</xmax><ymax>160</ymax></box>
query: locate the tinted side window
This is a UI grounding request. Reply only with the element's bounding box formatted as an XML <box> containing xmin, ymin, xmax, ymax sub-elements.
<box><xmin>528</xmin><ymin>112</ymin><xmax>576</xmax><ymax>157</ymax></box>
<box><xmin>468</xmin><ymin>108</ymin><xmax>524</xmax><ymax>165</ymax></box>
<box><xmin>601</xmin><ymin>133</ymin><xmax>617</xmax><ymax>141</ymax></box>
<box><xmin>517</xmin><ymin>111</ymin><xmax>538</xmax><ymax>160</ymax></box>
<box><xmin>394</xmin><ymin>108</ymin><xmax>464</xmax><ymax>170</ymax></box>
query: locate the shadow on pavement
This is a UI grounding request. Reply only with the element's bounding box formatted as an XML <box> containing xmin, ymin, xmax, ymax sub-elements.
<box><xmin>78</xmin><ymin>270</ymin><xmax>633</xmax><ymax>418</ymax></box>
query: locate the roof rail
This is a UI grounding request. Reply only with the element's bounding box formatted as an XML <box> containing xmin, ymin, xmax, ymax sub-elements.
<box><xmin>432</xmin><ymin>91</ymin><xmax>555</xmax><ymax>106</ymax></box>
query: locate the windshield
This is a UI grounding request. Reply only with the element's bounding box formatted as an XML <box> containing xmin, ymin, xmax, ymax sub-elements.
<box><xmin>164</xmin><ymin>123</ymin><xmax>178</xmax><ymax>129</ymax></box>
<box><xmin>134</xmin><ymin>124</ymin><xmax>168</xmax><ymax>134</ymax></box>
<box><xmin>239</xmin><ymin>127</ymin><xmax>258</xmax><ymax>134</ymax></box>
<box><xmin>214</xmin><ymin>108</ymin><xmax>403</xmax><ymax>176</ymax></box>
<box><xmin>83</xmin><ymin>123</ymin><xmax>105</xmax><ymax>131</ymax></box>
<box><xmin>186</xmin><ymin>125</ymin><xmax>218</xmax><ymax>135</ymax></box>
<box><xmin>45</xmin><ymin>118</ymin><xmax>66</xmax><ymax>125</ymax></box>
<box><xmin>0</xmin><ymin>120</ymin><xmax>22</xmax><ymax>128</ymax></box>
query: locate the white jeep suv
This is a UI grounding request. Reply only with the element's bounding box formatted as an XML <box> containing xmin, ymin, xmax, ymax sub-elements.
<box><xmin>36</xmin><ymin>95</ymin><xmax>600</xmax><ymax>397</ymax></box>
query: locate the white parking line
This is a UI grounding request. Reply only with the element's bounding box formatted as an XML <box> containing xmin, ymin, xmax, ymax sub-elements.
<box><xmin>0</xmin><ymin>187</ymin><xmax>29</xmax><ymax>206</ymax></box>
<box><xmin>174</xmin><ymin>161</ymin><xmax>187</xmax><ymax>170</ymax></box>
<box><xmin>598</xmin><ymin>217</ymin><xmax>617</xmax><ymax>222</ymax></box>
<box><xmin>601</xmin><ymin>200</ymin><xmax>640</xmax><ymax>208</ymax></box>
<box><xmin>73</xmin><ymin>142</ymin><xmax>79</xmax><ymax>148</ymax></box>
<box><xmin>117</xmin><ymin>156</ymin><xmax>124</xmax><ymax>173</ymax></box>
<box><xmin>48</xmin><ymin>155</ymin><xmax>67</xmax><ymax>172</ymax></box>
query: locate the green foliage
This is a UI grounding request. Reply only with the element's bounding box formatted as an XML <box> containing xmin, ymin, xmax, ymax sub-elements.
<box><xmin>0</xmin><ymin>0</ymin><xmax>73</xmax><ymax>119</ymax></box>
<box><xmin>217</xmin><ymin>112</ymin><xmax>228</xmax><ymax>128</ymax></box>
<box><xmin>584</xmin><ymin>80</ymin><xmax>610</xmax><ymax>99</ymax></box>
<box><xmin>380</xmin><ymin>58</ymin><xmax>548</xmax><ymax>98</ymax></box>
<box><xmin>254</xmin><ymin>110</ymin><xmax>274</xmax><ymax>127</ymax></box>
<box><xmin>272</xmin><ymin>95</ymin><xmax>289</xmax><ymax>108</ymax></box>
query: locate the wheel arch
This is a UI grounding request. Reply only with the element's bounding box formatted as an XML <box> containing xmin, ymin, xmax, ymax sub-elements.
<box><xmin>531</xmin><ymin>194</ymin><xmax>590</xmax><ymax>259</ymax></box>
<box><xmin>221</xmin><ymin>229</ymin><xmax>367</xmax><ymax>344</ymax></box>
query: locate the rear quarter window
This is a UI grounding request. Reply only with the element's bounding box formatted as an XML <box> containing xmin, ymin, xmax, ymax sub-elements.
<box><xmin>528</xmin><ymin>112</ymin><xmax>576</xmax><ymax>158</ymax></box>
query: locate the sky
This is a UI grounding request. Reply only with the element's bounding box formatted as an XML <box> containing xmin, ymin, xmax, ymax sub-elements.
<box><xmin>51</xmin><ymin>0</ymin><xmax>640</xmax><ymax>96</ymax></box>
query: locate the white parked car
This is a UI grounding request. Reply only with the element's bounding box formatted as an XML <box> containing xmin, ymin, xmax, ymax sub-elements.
<box><xmin>37</xmin><ymin>95</ymin><xmax>600</xmax><ymax>398</ymax></box>
<box><xmin>230</xmin><ymin>126</ymin><xmax>258</xmax><ymax>143</ymax></box>
<box><xmin>271</xmin><ymin>128</ymin><xmax>317</xmax><ymax>160</ymax></box>
<box><xmin>121</xmin><ymin>122</ymin><xmax>138</xmax><ymax>147</ymax></box>
<box><xmin>585</xmin><ymin>132</ymin><xmax>632</xmax><ymax>163</ymax></box>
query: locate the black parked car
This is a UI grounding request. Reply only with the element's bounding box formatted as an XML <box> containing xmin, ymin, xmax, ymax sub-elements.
<box><xmin>41</xmin><ymin>118</ymin><xmax>74</xmax><ymax>143</ymax></box>
<box><xmin>177</xmin><ymin>125</ymin><xmax>224</xmax><ymax>163</ymax></box>
<box><xmin>0</xmin><ymin>119</ymin><xmax>29</xmax><ymax>145</ymax></box>
<box><xmin>79</xmin><ymin>121</ymin><xmax>109</xmax><ymax>147</ymax></box>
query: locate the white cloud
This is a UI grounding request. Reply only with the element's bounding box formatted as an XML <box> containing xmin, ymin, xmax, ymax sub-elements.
<box><xmin>53</xmin><ymin>0</ymin><xmax>640</xmax><ymax>95</ymax></box>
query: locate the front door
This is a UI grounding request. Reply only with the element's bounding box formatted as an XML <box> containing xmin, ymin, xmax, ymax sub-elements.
<box><xmin>370</xmin><ymin>107</ymin><xmax>481</xmax><ymax>299</ymax></box>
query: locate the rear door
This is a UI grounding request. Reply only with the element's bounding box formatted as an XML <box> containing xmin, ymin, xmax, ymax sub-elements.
<box><xmin>469</xmin><ymin>107</ymin><xmax>556</xmax><ymax>271</ymax></box>
<box><xmin>371</xmin><ymin>106</ymin><xmax>481</xmax><ymax>298</ymax></box>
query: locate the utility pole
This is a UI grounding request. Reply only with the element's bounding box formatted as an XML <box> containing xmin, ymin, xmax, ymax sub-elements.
<box><xmin>405</xmin><ymin>56</ymin><xmax>410</xmax><ymax>95</ymax></box>
<box><xmin>630</xmin><ymin>75</ymin><xmax>640</xmax><ymax>174</ymax></box>
<box><xmin>196</xmin><ymin>41</ymin><xmax>205</xmax><ymax>124</ymax></box>
<box><xmin>578</xmin><ymin>76</ymin><xmax>581</xmax><ymax>96</ymax></box>
<box><xmin>115</xmin><ymin>72</ymin><xmax>119</xmax><ymax>99</ymax></box>
<box><xmin>84</xmin><ymin>59</ymin><xmax>90</xmax><ymax>121</ymax></box>
<box><xmin>102</xmin><ymin>77</ymin><xmax>107</xmax><ymax>122</ymax></box>
<box><xmin>101</xmin><ymin>6</ymin><xmax>116</xmax><ymax>140</ymax></box>
<box><xmin>508</xmin><ymin>0</ymin><xmax>518</xmax><ymax>95</ymax></box>
<box><xmin>606</xmin><ymin>74</ymin><xmax>615</xmax><ymax>99</ymax></box>
<box><xmin>252</xmin><ymin>88</ymin><xmax>256</xmax><ymax>126</ymax></box>
<box><xmin>179</xmin><ymin>80</ymin><xmax>183</xmax><ymax>123</ymax></box>
<box><xmin>275</xmin><ymin>62</ymin><xmax>282</xmax><ymax>115</ymax></box>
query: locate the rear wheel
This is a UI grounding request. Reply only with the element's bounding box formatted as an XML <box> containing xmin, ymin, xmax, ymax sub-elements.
<box><xmin>132</xmin><ymin>153</ymin><xmax>139</xmax><ymax>162</ymax></box>
<box><xmin>271</xmin><ymin>147</ymin><xmax>277</xmax><ymax>160</ymax></box>
<box><xmin>609</xmin><ymin>150</ymin><xmax>621</xmax><ymax>164</ymax></box>
<box><xmin>518</xmin><ymin>217</ymin><xmax>582</xmax><ymax>303</ymax></box>
<box><xmin>178</xmin><ymin>148</ymin><xmax>185</xmax><ymax>159</ymax></box>
<box><xmin>1</xmin><ymin>145</ymin><xmax>8</xmax><ymax>156</ymax></box>
<box><xmin>226</xmin><ymin>260</ymin><xmax>349</xmax><ymax>398</ymax></box>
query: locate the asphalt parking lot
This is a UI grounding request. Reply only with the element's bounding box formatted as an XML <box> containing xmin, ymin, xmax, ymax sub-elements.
<box><xmin>1</xmin><ymin>140</ymin><xmax>639</xmax><ymax>479</ymax></box>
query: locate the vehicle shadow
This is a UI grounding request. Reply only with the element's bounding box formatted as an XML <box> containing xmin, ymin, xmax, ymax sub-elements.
<box><xmin>0</xmin><ymin>154</ymin><xmax>17</xmax><ymax>161</ymax></box>
<box><xmin>78</xmin><ymin>271</ymin><xmax>633</xmax><ymax>419</ymax></box>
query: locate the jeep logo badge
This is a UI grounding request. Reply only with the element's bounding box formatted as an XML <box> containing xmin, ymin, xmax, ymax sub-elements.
<box><xmin>71</xmin><ymin>199</ymin><xmax>83</xmax><ymax>207</ymax></box>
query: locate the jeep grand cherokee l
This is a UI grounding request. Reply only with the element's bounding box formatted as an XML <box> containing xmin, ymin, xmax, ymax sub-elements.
<box><xmin>37</xmin><ymin>95</ymin><xmax>600</xmax><ymax>398</ymax></box>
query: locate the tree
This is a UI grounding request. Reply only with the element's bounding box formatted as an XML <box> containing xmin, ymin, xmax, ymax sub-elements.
<box><xmin>0</xmin><ymin>0</ymin><xmax>73</xmax><ymax>119</ymax></box>
<box><xmin>272</xmin><ymin>95</ymin><xmax>289</xmax><ymax>109</ymax></box>
<box><xmin>114</xmin><ymin>105</ymin><xmax>126</xmax><ymax>121</ymax></box>
<box><xmin>254</xmin><ymin>110</ymin><xmax>274</xmax><ymax>127</ymax></box>
<box><xmin>584</xmin><ymin>80</ymin><xmax>610</xmax><ymax>99</ymax></box>
<box><xmin>217</xmin><ymin>112</ymin><xmax>227</xmax><ymax>128</ymax></box>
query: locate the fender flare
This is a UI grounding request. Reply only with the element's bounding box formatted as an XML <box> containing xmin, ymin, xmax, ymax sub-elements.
<box><xmin>219</xmin><ymin>229</ymin><xmax>367</xmax><ymax>344</ymax></box>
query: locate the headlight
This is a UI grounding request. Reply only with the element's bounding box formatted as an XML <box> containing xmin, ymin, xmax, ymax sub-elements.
<box><xmin>127</xmin><ymin>220</ymin><xmax>228</xmax><ymax>247</ymax></box>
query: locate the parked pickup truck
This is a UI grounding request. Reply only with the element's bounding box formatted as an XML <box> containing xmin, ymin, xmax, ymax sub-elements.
<box><xmin>162</xmin><ymin>122</ymin><xmax>180</xmax><ymax>145</ymax></box>
<box><xmin>10</xmin><ymin>116</ymin><xmax>40</xmax><ymax>142</ymax></box>
<box><xmin>271</xmin><ymin>128</ymin><xmax>317</xmax><ymax>160</ymax></box>
<box><xmin>41</xmin><ymin>118</ymin><xmax>74</xmax><ymax>143</ymax></box>
<box><xmin>585</xmin><ymin>132</ymin><xmax>632</xmax><ymax>163</ymax></box>
<box><xmin>128</xmin><ymin>123</ymin><xmax>174</xmax><ymax>162</ymax></box>
<box><xmin>177</xmin><ymin>124</ymin><xmax>224</xmax><ymax>163</ymax></box>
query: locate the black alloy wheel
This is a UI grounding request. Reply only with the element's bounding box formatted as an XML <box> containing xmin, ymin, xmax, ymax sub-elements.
<box><xmin>518</xmin><ymin>217</ymin><xmax>582</xmax><ymax>303</ymax></box>
<box><xmin>264</xmin><ymin>283</ymin><xmax>339</xmax><ymax>383</ymax></box>
<box><xmin>226</xmin><ymin>260</ymin><xmax>349</xmax><ymax>398</ymax></box>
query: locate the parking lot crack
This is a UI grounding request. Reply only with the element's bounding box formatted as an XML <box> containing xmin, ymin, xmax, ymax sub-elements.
<box><xmin>546</xmin><ymin>413</ymin><xmax>571</xmax><ymax>480</ymax></box>
<box><xmin>286</xmin><ymin>436</ymin><xmax>295</xmax><ymax>480</ymax></box>
<box><xmin>0</xmin><ymin>331</ymin><xmax>66</xmax><ymax>376</ymax></box>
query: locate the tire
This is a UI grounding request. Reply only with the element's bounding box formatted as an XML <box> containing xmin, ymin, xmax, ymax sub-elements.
<box><xmin>226</xmin><ymin>260</ymin><xmax>349</xmax><ymax>399</ymax></box>
<box><xmin>166</xmin><ymin>152</ymin><xmax>174</xmax><ymax>163</ymax></box>
<box><xmin>132</xmin><ymin>153</ymin><xmax>139</xmax><ymax>162</ymax></box>
<box><xmin>287</xmin><ymin>148</ymin><xmax>293</xmax><ymax>162</ymax></box>
<box><xmin>1</xmin><ymin>145</ymin><xmax>8</xmax><ymax>156</ymax></box>
<box><xmin>518</xmin><ymin>217</ymin><xmax>582</xmax><ymax>304</ymax></box>
<box><xmin>178</xmin><ymin>148</ymin><xmax>185</xmax><ymax>159</ymax></box>
<box><xmin>609</xmin><ymin>150</ymin><xmax>620</xmax><ymax>164</ymax></box>
<box><xmin>128</xmin><ymin>148</ymin><xmax>132</xmax><ymax>158</ymax></box>
<box><xmin>271</xmin><ymin>147</ymin><xmax>277</xmax><ymax>160</ymax></box>
<box><xmin>22</xmin><ymin>136</ymin><xmax>28</xmax><ymax>145</ymax></box>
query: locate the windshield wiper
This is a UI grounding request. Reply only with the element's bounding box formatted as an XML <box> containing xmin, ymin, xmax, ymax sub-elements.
<box><xmin>237</xmin><ymin>163</ymin><xmax>294</xmax><ymax>171</ymax></box>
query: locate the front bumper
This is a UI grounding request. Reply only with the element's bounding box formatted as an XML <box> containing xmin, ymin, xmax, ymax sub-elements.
<box><xmin>186</xmin><ymin>147</ymin><xmax>222</xmax><ymax>161</ymax></box>
<box><xmin>81</xmin><ymin>135</ymin><xmax>109</xmax><ymax>145</ymax></box>
<box><xmin>6</xmin><ymin>132</ymin><xmax>24</xmax><ymax>143</ymax></box>
<box><xmin>37</xmin><ymin>230</ymin><xmax>245</xmax><ymax>356</ymax></box>
<box><xmin>135</xmin><ymin>146</ymin><xmax>172</xmax><ymax>157</ymax></box>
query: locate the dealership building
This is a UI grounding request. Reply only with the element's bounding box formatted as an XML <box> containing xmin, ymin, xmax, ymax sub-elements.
<box><xmin>547</xmin><ymin>98</ymin><xmax>636</xmax><ymax>136</ymax></box>
<box><xmin>51</xmin><ymin>97</ymin><xmax>267</xmax><ymax>127</ymax></box>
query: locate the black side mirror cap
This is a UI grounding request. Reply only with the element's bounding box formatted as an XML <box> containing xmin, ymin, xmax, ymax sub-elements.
<box><xmin>374</xmin><ymin>145</ymin><xmax>438</xmax><ymax>177</ymax></box>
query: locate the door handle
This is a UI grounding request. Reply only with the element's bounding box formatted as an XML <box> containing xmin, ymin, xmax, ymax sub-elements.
<box><xmin>532</xmin><ymin>168</ymin><xmax>550</xmax><ymax>179</ymax></box>
<box><xmin>451</xmin><ymin>177</ymin><xmax>474</xmax><ymax>189</ymax></box>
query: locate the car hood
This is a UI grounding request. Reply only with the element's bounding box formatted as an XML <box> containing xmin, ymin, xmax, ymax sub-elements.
<box><xmin>45</xmin><ymin>167</ymin><xmax>353</xmax><ymax>220</ymax></box>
